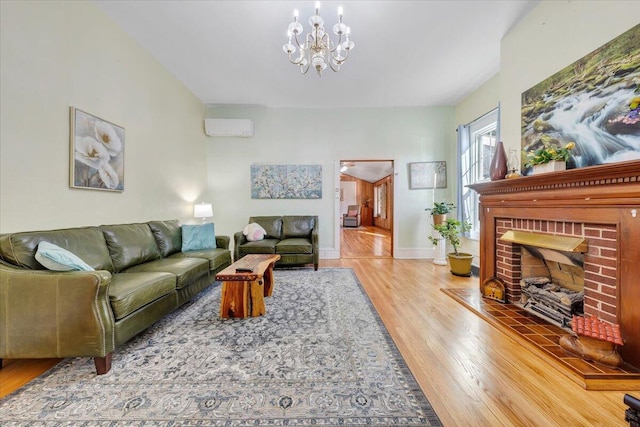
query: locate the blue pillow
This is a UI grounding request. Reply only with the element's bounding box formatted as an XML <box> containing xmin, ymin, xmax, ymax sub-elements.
<box><xmin>35</xmin><ymin>241</ymin><xmax>95</xmax><ymax>271</ymax></box>
<box><xmin>181</xmin><ymin>223</ymin><xmax>217</xmax><ymax>252</ymax></box>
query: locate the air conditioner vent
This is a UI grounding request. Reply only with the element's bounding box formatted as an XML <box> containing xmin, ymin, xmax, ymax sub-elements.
<box><xmin>204</xmin><ymin>118</ymin><xmax>253</xmax><ymax>137</ymax></box>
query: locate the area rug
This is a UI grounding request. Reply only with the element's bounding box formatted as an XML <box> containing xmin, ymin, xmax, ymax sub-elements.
<box><xmin>0</xmin><ymin>268</ymin><xmax>442</xmax><ymax>426</ymax></box>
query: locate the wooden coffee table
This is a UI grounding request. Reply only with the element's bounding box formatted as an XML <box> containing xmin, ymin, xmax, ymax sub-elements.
<box><xmin>215</xmin><ymin>254</ymin><xmax>281</xmax><ymax>318</ymax></box>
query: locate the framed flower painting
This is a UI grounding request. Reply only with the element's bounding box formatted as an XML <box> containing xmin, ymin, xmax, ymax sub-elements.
<box><xmin>70</xmin><ymin>107</ymin><xmax>124</xmax><ymax>191</ymax></box>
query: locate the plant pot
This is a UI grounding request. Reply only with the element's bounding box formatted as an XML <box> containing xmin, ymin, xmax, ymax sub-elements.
<box><xmin>532</xmin><ymin>161</ymin><xmax>566</xmax><ymax>175</ymax></box>
<box><xmin>432</xmin><ymin>214</ymin><xmax>447</xmax><ymax>225</ymax></box>
<box><xmin>447</xmin><ymin>252</ymin><xmax>473</xmax><ymax>277</ymax></box>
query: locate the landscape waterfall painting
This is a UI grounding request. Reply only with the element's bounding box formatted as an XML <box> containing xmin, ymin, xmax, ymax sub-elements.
<box><xmin>521</xmin><ymin>24</ymin><xmax>639</xmax><ymax>174</ymax></box>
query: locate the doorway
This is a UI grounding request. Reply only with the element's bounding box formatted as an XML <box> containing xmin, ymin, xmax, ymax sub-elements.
<box><xmin>339</xmin><ymin>160</ymin><xmax>393</xmax><ymax>259</ymax></box>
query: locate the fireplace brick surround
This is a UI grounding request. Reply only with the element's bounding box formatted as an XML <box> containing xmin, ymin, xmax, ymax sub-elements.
<box><xmin>496</xmin><ymin>219</ymin><xmax>617</xmax><ymax>323</ymax></box>
<box><xmin>470</xmin><ymin>160</ymin><xmax>640</xmax><ymax>370</ymax></box>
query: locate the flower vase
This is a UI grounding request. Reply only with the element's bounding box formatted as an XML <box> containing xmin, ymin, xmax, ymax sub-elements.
<box><xmin>532</xmin><ymin>160</ymin><xmax>566</xmax><ymax>175</ymax></box>
<box><xmin>489</xmin><ymin>141</ymin><xmax>508</xmax><ymax>181</ymax></box>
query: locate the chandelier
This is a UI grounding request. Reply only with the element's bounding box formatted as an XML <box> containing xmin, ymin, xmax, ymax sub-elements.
<box><xmin>282</xmin><ymin>2</ymin><xmax>355</xmax><ymax>76</ymax></box>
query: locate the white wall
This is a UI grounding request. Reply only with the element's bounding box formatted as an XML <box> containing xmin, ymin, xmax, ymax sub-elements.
<box><xmin>340</xmin><ymin>182</ymin><xmax>357</xmax><ymax>216</ymax></box>
<box><xmin>205</xmin><ymin>105</ymin><xmax>455</xmax><ymax>257</ymax></box>
<box><xmin>0</xmin><ymin>1</ymin><xmax>209</xmax><ymax>233</ymax></box>
<box><xmin>453</xmin><ymin>0</ymin><xmax>640</xmax><ymax>265</ymax></box>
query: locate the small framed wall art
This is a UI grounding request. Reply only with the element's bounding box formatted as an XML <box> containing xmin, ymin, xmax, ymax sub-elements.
<box><xmin>69</xmin><ymin>107</ymin><xmax>124</xmax><ymax>192</ymax></box>
<box><xmin>408</xmin><ymin>161</ymin><xmax>447</xmax><ymax>189</ymax></box>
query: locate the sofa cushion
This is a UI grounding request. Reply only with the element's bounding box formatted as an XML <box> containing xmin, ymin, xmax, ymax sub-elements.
<box><xmin>170</xmin><ymin>249</ymin><xmax>231</xmax><ymax>272</ymax></box>
<box><xmin>0</xmin><ymin>227</ymin><xmax>114</xmax><ymax>272</ymax></box>
<box><xmin>237</xmin><ymin>239</ymin><xmax>278</xmax><ymax>256</ymax></box>
<box><xmin>101</xmin><ymin>224</ymin><xmax>162</xmax><ymax>273</ymax></box>
<box><xmin>276</xmin><ymin>238</ymin><xmax>313</xmax><ymax>254</ymax></box>
<box><xmin>243</xmin><ymin>222</ymin><xmax>266</xmax><ymax>242</ymax></box>
<box><xmin>123</xmin><ymin>257</ymin><xmax>209</xmax><ymax>290</ymax></box>
<box><xmin>283</xmin><ymin>216</ymin><xmax>315</xmax><ymax>238</ymax></box>
<box><xmin>181</xmin><ymin>223</ymin><xmax>216</xmax><ymax>251</ymax></box>
<box><xmin>249</xmin><ymin>216</ymin><xmax>282</xmax><ymax>240</ymax></box>
<box><xmin>109</xmin><ymin>272</ymin><xmax>176</xmax><ymax>320</ymax></box>
<box><xmin>35</xmin><ymin>241</ymin><xmax>95</xmax><ymax>271</ymax></box>
<box><xmin>148</xmin><ymin>220</ymin><xmax>182</xmax><ymax>257</ymax></box>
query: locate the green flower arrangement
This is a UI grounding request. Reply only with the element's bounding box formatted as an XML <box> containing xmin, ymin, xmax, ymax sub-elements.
<box><xmin>524</xmin><ymin>141</ymin><xmax>575</xmax><ymax>168</ymax></box>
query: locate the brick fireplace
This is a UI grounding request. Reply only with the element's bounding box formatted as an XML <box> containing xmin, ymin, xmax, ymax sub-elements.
<box><xmin>470</xmin><ymin>160</ymin><xmax>640</xmax><ymax>370</ymax></box>
<box><xmin>496</xmin><ymin>219</ymin><xmax>614</xmax><ymax>324</ymax></box>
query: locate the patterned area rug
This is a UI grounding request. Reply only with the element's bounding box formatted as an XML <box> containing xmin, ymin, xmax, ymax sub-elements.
<box><xmin>0</xmin><ymin>268</ymin><xmax>441</xmax><ymax>426</ymax></box>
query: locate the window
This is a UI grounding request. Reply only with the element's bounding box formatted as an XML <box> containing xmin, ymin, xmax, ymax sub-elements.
<box><xmin>458</xmin><ymin>107</ymin><xmax>499</xmax><ymax>240</ymax></box>
<box><xmin>373</xmin><ymin>183</ymin><xmax>387</xmax><ymax>219</ymax></box>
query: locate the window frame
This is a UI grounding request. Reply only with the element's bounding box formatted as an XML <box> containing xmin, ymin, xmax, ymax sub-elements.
<box><xmin>458</xmin><ymin>107</ymin><xmax>499</xmax><ymax>241</ymax></box>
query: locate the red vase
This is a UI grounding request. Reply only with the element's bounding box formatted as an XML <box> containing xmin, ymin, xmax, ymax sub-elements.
<box><xmin>489</xmin><ymin>141</ymin><xmax>508</xmax><ymax>181</ymax></box>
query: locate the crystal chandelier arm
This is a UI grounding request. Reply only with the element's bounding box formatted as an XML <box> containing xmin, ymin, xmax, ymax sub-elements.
<box><xmin>328</xmin><ymin>34</ymin><xmax>343</xmax><ymax>53</ymax></box>
<box><xmin>292</xmin><ymin>31</ymin><xmax>304</xmax><ymax>50</ymax></box>
<box><xmin>329</xmin><ymin>50</ymin><xmax>349</xmax><ymax>66</ymax></box>
<box><xmin>287</xmin><ymin>50</ymin><xmax>303</xmax><ymax>66</ymax></box>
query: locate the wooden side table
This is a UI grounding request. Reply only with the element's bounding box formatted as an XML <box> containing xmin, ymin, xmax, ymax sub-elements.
<box><xmin>215</xmin><ymin>254</ymin><xmax>280</xmax><ymax>319</ymax></box>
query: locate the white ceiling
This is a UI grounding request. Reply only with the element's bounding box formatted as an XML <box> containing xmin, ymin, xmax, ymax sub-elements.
<box><xmin>341</xmin><ymin>161</ymin><xmax>393</xmax><ymax>183</ymax></box>
<box><xmin>94</xmin><ymin>0</ymin><xmax>538</xmax><ymax>108</ymax></box>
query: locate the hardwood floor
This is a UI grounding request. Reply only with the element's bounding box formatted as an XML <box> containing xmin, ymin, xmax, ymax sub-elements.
<box><xmin>341</xmin><ymin>225</ymin><xmax>391</xmax><ymax>258</ymax></box>
<box><xmin>322</xmin><ymin>259</ymin><xmax>629</xmax><ymax>426</ymax></box>
<box><xmin>1</xmin><ymin>231</ymin><xmax>631</xmax><ymax>425</ymax></box>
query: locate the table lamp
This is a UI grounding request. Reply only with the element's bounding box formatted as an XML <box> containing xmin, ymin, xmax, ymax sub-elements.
<box><xmin>193</xmin><ymin>202</ymin><xmax>213</xmax><ymax>223</ymax></box>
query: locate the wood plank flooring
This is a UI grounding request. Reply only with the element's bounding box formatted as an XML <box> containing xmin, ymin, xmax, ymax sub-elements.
<box><xmin>340</xmin><ymin>225</ymin><xmax>391</xmax><ymax>258</ymax></box>
<box><xmin>0</xmin><ymin>228</ymin><xmax>633</xmax><ymax>425</ymax></box>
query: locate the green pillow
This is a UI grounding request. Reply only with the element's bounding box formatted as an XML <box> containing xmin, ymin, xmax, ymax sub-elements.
<box><xmin>181</xmin><ymin>223</ymin><xmax>217</xmax><ymax>252</ymax></box>
<box><xmin>35</xmin><ymin>241</ymin><xmax>95</xmax><ymax>271</ymax></box>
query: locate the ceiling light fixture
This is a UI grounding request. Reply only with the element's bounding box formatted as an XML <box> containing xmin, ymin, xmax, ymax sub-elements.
<box><xmin>283</xmin><ymin>2</ymin><xmax>355</xmax><ymax>76</ymax></box>
<box><xmin>340</xmin><ymin>161</ymin><xmax>355</xmax><ymax>173</ymax></box>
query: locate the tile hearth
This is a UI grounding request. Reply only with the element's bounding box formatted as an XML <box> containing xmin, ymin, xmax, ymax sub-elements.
<box><xmin>442</xmin><ymin>288</ymin><xmax>640</xmax><ymax>390</ymax></box>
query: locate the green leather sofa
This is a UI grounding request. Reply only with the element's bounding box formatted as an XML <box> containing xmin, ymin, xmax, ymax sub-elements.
<box><xmin>234</xmin><ymin>216</ymin><xmax>318</xmax><ymax>270</ymax></box>
<box><xmin>0</xmin><ymin>220</ymin><xmax>231</xmax><ymax>374</ymax></box>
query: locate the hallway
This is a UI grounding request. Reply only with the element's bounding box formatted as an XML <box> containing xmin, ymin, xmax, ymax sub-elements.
<box><xmin>340</xmin><ymin>225</ymin><xmax>391</xmax><ymax>258</ymax></box>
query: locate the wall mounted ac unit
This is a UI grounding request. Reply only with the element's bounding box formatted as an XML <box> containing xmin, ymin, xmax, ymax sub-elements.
<box><xmin>204</xmin><ymin>118</ymin><xmax>253</xmax><ymax>137</ymax></box>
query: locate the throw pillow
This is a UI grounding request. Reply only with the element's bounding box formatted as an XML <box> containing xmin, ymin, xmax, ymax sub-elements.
<box><xmin>35</xmin><ymin>241</ymin><xmax>95</xmax><ymax>271</ymax></box>
<box><xmin>347</xmin><ymin>209</ymin><xmax>358</xmax><ymax>217</ymax></box>
<box><xmin>181</xmin><ymin>223</ymin><xmax>216</xmax><ymax>252</ymax></box>
<box><xmin>243</xmin><ymin>222</ymin><xmax>267</xmax><ymax>242</ymax></box>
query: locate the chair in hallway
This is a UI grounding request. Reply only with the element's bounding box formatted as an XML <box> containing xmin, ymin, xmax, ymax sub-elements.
<box><xmin>343</xmin><ymin>205</ymin><xmax>361</xmax><ymax>227</ymax></box>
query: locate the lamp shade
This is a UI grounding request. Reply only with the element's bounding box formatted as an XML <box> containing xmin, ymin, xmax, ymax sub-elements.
<box><xmin>193</xmin><ymin>203</ymin><xmax>213</xmax><ymax>219</ymax></box>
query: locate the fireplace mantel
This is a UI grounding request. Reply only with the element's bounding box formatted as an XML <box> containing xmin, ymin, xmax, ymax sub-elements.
<box><xmin>469</xmin><ymin>159</ymin><xmax>640</xmax><ymax>369</ymax></box>
<box><xmin>469</xmin><ymin>159</ymin><xmax>640</xmax><ymax>197</ymax></box>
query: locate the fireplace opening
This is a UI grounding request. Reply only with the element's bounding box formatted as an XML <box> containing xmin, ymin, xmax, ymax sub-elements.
<box><xmin>518</xmin><ymin>245</ymin><xmax>584</xmax><ymax>330</ymax></box>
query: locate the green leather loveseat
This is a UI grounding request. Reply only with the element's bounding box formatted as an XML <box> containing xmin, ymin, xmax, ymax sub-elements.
<box><xmin>234</xmin><ymin>216</ymin><xmax>318</xmax><ymax>270</ymax></box>
<box><xmin>0</xmin><ymin>220</ymin><xmax>231</xmax><ymax>374</ymax></box>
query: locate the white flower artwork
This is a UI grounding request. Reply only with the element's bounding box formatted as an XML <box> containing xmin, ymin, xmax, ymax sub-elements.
<box><xmin>70</xmin><ymin>107</ymin><xmax>124</xmax><ymax>191</ymax></box>
<box><xmin>251</xmin><ymin>165</ymin><xmax>322</xmax><ymax>199</ymax></box>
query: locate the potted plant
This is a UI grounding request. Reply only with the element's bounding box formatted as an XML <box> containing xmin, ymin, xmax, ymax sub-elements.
<box><xmin>425</xmin><ymin>201</ymin><xmax>455</xmax><ymax>225</ymax></box>
<box><xmin>428</xmin><ymin>218</ymin><xmax>473</xmax><ymax>276</ymax></box>
<box><xmin>524</xmin><ymin>141</ymin><xmax>575</xmax><ymax>174</ymax></box>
